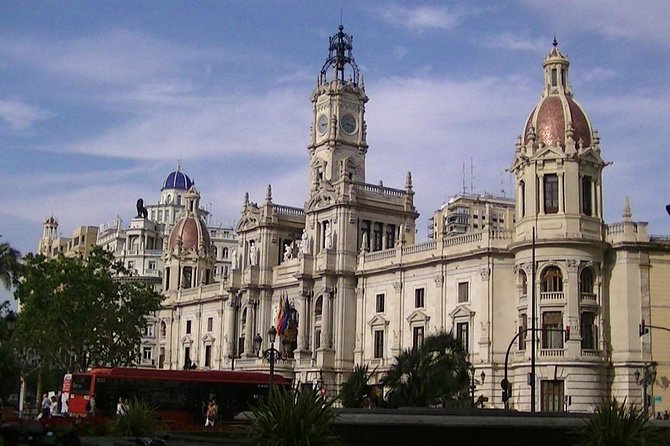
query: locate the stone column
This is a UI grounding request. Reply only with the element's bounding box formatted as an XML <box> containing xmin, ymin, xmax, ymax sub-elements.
<box><xmin>538</xmin><ymin>174</ymin><xmax>545</xmax><ymax>214</ymax></box>
<box><xmin>297</xmin><ymin>293</ymin><xmax>308</xmax><ymax>351</ymax></box>
<box><xmin>321</xmin><ymin>288</ymin><xmax>333</xmax><ymax>349</ymax></box>
<box><xmin>225</xmin><ymin>299</ymin><xmax>236</xmax><ymax>358</ymax></box>
<box><xmin>558</xmin><ymin>173</ymin><xmax>564</xmax><ymax>213</ymax></box>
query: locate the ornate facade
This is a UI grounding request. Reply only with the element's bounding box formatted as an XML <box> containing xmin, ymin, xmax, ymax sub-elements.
<box><xmin>38</xmin><ymin>28</ymin><xmax>670</xmax><ymax>413</ymax></box>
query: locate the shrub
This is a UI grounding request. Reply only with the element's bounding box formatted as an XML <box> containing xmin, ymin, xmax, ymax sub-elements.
<box><xmin>250</xmin><ymin>386</ymin><xmax>340</xmax><ymax>446</ymax></box>
<box><xmin>109</xmin><ymin>398</ymin><xmax>159</xmax><ymax>437</ymax></box>
<box><xmin>575</xmin><ymin>398</ymin><xmax>667</xmax><ymax>446</ymax></box>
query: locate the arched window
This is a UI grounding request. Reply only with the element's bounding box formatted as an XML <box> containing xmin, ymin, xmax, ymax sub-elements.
<box><xmin>160</xmin><ymin>321</ymin><xmax>167</xmax><ymax>337</ymax></box>
<box><xmin>580</xmin><ymin>268</ymin><xmax>594</xmax><ymax>294</ymax></box>
<box><xmin>519</xmin><ymin>270</ymin><xmax>528</xmax><ymax>296</ymax></box>
<box><xmin>315</xmin><ymin>296</ymin><xmax>323</xmax><ymax>320</ymax></box>
<box><xmin>541</xmin><ymin>266</ymin><xmax>563</xmax><ymax>292</ymax></box>
<box><xmin>223</xmin><ymin>247</ymin><xmax>229</xmax><ymax>259</ymax></box>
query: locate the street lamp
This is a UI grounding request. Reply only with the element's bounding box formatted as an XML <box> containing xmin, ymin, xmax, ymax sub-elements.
<box><xmin>470</xmin><ymin>367</ymin><xmax>486</xmax><ymax>407</ymax></box>
<box><xmin>254</xmin><ymin>326</ymin><xmax>285</xmax><ymax>389</ymax></box>
<box><xmin>5</xmin><ymin>311</ymin><xmax>16</xmax><ymax>333</ymax></box>
<box><xmin>635</xmin><ymin>364</ymin><xmax>657</xmax><ymax>417</ymax></box>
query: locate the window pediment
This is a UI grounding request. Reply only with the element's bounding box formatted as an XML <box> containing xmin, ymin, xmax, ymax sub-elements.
<box><xmin>406</xmin><ymin>309</ymin><xmax>430</xmax><ymax>324</ymax></box>
<box><xmin>368</xmin><ymin>314</ymin><xmax>390</xmax><ymax>328</ymax></box>
<box><xmin>201</xmin><ymin>334</ymin><xmax>215</xmax><ymax>344</ymax></box>
<box><xmin>449</xmin><ymin>305</ymin><xmax>474</xmax><ymax>319</ymax></box>
<box><xmin>180</xmin><ymin>335</ymin><xmax>193</xmax><ymax>345</ymax></box>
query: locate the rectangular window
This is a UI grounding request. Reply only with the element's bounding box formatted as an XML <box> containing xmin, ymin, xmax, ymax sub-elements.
<box><xmin>143</xmin><ymin>324</ymin><xmax>154</xmax><ymax>337</ymax></box>
<box><xmin>544</xmin><ymin>174</ymin><xmax>559</xmax><ymax>214</ymax></box>
<box><xmin>315</xmin><ymin>329</ymin><xmax>321</xmax><ymax>350</ymax></box>
<box><xmin>541</xmin><ymin>380</ymin><xmax>564</xmax><ymax>412</ymax></box>
<box><xmin>207</xmin><ymin>317</ymin><xmax>213</xmax><ymax>332</ymax></box>
<box><xmin>458</xmin><ymin>282</ymin><xmax>469</xmax><ymax>303</ymax></box>
<box><xmin>551</xmin><ymin>68</ymin><xmax>558</xmax><ymax>87</ymax></box>
<box><xmin>542</xmin><ymin>311</ymin><xmax>563</xmax><ymax>349</ymax></box>
<box><xmin>375</xmin><ymin>294</ymin><xmax>385</xmax><ymax>313</ymax></box>
<box><xmin>415</xmin><ymin>288</ymin><xmax>425</xmax><ymax>308</ymax></box>
<box><xmin>373</xmin><ymin>222</ymin><xmax>383</xmax><ymax>251</ymax></box>
<box><xmin>204</xmin><ymin>345</ymin><xmax>212</xmax><ymax>367</ymax></box>
<box><xmin>142</xmin><ymin>347</ymin><xmax>152</xmax><ymax>361</ymax></box>
<box><xmin>581</xmin><ymin>176</ymin><xmax>593</xmax><ymax>216</ymax></box>
<box><xmin>519</xmin><ymin>314</ymin><xmax>527</xmax><ymax>351</ymax></box>
<box><xmin>581</xmin><ymin>312</ymin><xmax>598</xmax><ymax>350</ymax></box>
<box><xmin>456</xmin><ymin>322</ymin><xmax>469</xmax><ymax>352</ymax></box>
<box><xmin>148</xmin><ymin>261</ymin><xmax>156</xmax><ymax>270</ymax></box>
<box><xmin>186</xmin><ymin>320</ymin><xmax>192</xmax><ymax>334</ymax></box>
<box><xmin>238</xmin><ymin>336</ymin><xmax>245</xmax><ymax>355</ymax></box>
<box><xmin>374</xmin><ymin>330</ymin><xmax>384</xmax><ymax>358</ymax></box>
<box><xmin>412</xmin><ymin>326</ymin><xmax>424</xmax><ymax>350</ymax></box>
<box><xmin>385</xmin><ymin>224</ymin><xmax>396</xmax><ymax>249</ymax></box>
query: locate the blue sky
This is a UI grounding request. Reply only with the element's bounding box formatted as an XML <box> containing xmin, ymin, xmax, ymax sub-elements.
<box><xmin>1</xmin><ymin>1</ymin><xmax>669</xmax><ymax>278</ymax></box>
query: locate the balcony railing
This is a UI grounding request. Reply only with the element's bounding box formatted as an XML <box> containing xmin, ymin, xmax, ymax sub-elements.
<box><xmin>580</xmin><ymin>292</ymin><xmax>597</xmax><ymax>303</ymax></box>
<box><xmin>539</xmin><ymin>348</ymin><xmax>565</xmax><ymax>357</ymax></box>
<box><xmin>540</xmin><ymin>291</ymin><xmax>564</xmax><ymax>301</ymax></box>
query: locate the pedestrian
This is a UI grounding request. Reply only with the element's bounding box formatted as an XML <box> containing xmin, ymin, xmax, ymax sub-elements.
<box><xmin>40</xmin><ymin>394</ymin><xmax>51</xmax><ymax>419</ymax></box>
<box><xmin>87</xmin><ymin>394</ymin><xmax>96</xmax><ymax>416</ymax></box>
<box><xmin>116</xmin><ymin>397</ymin><xmax>128</xmax><ymax>417</ymax></box>
<box><xmin>50</xmin><ymin>396</ymin><xmax>59</xmax><ymax>416</ymax></box>
<box><xmin>205</xmin><ymin>400</ymin><xmax>218</xmax><ymax>428</ymax></box>
<box><xmin>664</xmin><ymin>410</ymin><xmax>669</xmax><ymax>420</ymax></box>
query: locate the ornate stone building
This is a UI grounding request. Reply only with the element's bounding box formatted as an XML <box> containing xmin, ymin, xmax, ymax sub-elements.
<box><xmin>39</xmin><ymin>27</ymin><xmax>670</xmax><ymax>413</ymax></box>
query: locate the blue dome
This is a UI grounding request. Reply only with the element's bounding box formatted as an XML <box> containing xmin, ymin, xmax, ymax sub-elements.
<box><xmin>162</xmin><ymin>170</ymin><xmax>194</xmax><ymax>191</ymax></box>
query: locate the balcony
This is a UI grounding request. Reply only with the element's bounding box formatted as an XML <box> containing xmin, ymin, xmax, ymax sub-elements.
<box><xmin>580</xmin><ymin>292</ymin><xmax>597</xmax><ymax>304</ymax></box>
<box><xmin>540</xmin><ymin>291</ymin><xmax>564</xmax><ymax>301</ymax></box>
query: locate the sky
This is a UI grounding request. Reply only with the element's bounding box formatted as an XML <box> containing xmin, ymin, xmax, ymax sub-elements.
<box><xmin>1</xmin><ymin>1</ymin><xmax>670</xmax><ymax>300</ymax></box>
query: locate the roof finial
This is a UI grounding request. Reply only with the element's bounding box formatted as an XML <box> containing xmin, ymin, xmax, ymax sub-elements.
<box><xmin>177</xmin><ymin>158</ymin><xmax>182</xmax><ymax>171</ymax></box>
<box><xmin>265</xmin><ymin>184</ymin><xmax>273</xmax><ymax>203</ymax></box>
<box><xmin>553</xmin><ymin>35</ymin><xmax>558</xmax><ymax>47</ymax></box>
<box><xmin>623</xmin><ymin>196</ymin><xmax>632</xmax><ymax>221</ymax></box>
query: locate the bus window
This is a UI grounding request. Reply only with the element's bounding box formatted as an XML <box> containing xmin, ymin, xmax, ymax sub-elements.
<box><xmin>70</xmin><ymin>375</ymin><xmax>92</xmax><ymax>395</ymax></box>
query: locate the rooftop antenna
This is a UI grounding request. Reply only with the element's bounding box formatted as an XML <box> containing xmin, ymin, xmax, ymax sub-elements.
<box><xmin>461</xmin><ymin>162</ymin><xmax>467</xmax><ymax>194</ymax></box>
<box><xmin>470</xmin><ymin>157</ymin><xmax>476</xmax><ymax>195</ymax></box>
<box><xmin>500</xmin><ymin>171</ymin><xmax>506</xmax><ymax>197</ymax></box>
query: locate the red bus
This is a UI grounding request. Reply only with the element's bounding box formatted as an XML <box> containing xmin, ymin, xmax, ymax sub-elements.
<box><xmin>62</xmin><ymin>367</ymin><xmax>288</xmax><ymax>429</ymax></box>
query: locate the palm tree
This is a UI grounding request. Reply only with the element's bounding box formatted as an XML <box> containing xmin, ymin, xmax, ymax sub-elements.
<box><xmin>340</xmin><ymin>364</ymin><xmax>377</xmax><ymax>408</ymax></box>
<box><xmin>383</xmin><ymin>331</ymin><xmax>470</xmax><ymax>408</ymax></box>
<box><xmin>0</xmin><ymin>240</ymin><xmax>21</xmax><ymax>291</ymax></box>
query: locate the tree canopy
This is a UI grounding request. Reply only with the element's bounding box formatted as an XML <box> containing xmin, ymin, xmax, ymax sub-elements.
<box><xmin>0</xmin><ymin>239</ymin><xmax>22</xmax><ymax>291</ymax></box>
<box><xmin>12</xmin><ymin>246</ymin><xmax>163</xmax><ymax>372</ymax></box>
<box><xmin>382</xmin><ymin>331</ymin><xmax>470</xmax><ymax>408</ymax></box>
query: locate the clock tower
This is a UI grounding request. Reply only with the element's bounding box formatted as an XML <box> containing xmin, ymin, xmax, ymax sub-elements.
<box><xmin>308</xmin><ymin>25</ymin><xmax>368</xmax><ymax>189</ymax></box>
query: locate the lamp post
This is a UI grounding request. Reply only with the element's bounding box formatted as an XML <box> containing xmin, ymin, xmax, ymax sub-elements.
<box><xmin>254</xmin><ymin>326</ymin><xmax>285</xmax><ymax>389</ymax></box>
<box><xmin>635</xmin><ymin>364</ymin><xmax>656</xmax><ymax>417</ymax></box>
<box><xmin>470</xmin><ymin>367</ymin><xmax>486</xmax><ymax>407</ymax></box>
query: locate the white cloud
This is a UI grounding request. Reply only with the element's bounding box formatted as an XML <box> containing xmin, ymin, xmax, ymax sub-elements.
<box><xmin>0</xmin><ymin>29</ymin><xmax>226</xmax><ymax>86</ymax></box>
<box><xmin>378</xmin><ymin>5</ymin><xmax>461</xmax><ymax>31</ymax></box>
<box><xmin>522</xmin><ymin>0</ymin><xmax>670</xmax><ymax>45</ymax></box>
<box><xmin>484</xmin><ymin>32</ymin><xmax>546</xmax><ymax>52</ymax></box>
<box><xmin>0</xmin><ymin>98</ymin><xmax>52</xmax><ymax>130</ymax></box>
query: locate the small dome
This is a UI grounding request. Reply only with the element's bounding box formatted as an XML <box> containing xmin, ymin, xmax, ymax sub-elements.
<box><xmin>168</xmin><ymin>215</ymin><xmax>210</xmax><ymax>253</ymax></box>
<box><xmin>167</xmin><ymin>186</ymin><xmax>210</xmax><ymax>253</ymax></box>
<box><xmin>524</xmin><ymin>95</ymin><xmax>591</xmax><ymax>147</ymax></box>
<box><xmin>162</xmin><ymin>170</ymin><xmax>194</xmax><ymax>191</ymax></box>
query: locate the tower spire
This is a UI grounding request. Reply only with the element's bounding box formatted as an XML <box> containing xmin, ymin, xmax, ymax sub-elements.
<box><xmin>320</xmin><ymin>25</ymin><xmax>360</xmax><ymax>85</ymax></box>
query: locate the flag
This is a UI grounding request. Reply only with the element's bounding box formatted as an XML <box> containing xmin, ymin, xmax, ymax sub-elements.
<box><xmin>276</xmin><ymin>293</ymin><xmax>284</xmax><ymax>332</ymax></box>
<box><xmin>280</xmin><ymin>295</ymin><xmax>291</xmax><ymax>334</ymax></box>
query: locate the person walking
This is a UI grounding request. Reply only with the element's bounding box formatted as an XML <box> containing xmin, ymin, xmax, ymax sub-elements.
<box><xmin>40</xmin><ymin>394</ymin><xmax>51</xmax><ymax>419</ymax></box>
<box><xmin>116</xmin><ymin>397</ymin><xmax>128</xmax><ymax>417</ymax></box>
<box><xmin>204</xmin><ymin>400</ymin><xmax>218</xmax><ymax>428</ymax></box>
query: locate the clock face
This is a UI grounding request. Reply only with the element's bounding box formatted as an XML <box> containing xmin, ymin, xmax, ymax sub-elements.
<box><xmin>340</xmin><ymin>113</ymin><xmax>357</xmax><ymax>134</ymax></box>
<box><xmin>317</xmin><ymin>114</ymin><xmax>328</xmax><ymax>135</ymax></box>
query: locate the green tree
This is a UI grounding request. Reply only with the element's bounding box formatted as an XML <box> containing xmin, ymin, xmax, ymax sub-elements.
<box><xmin>12</xmin><ymin>246</ymin><xmax>163</xmax><ymax>373</ymax></box>
<box><xmin>0</xmin><ymin>239</ymin><xmax>21</xmax><ymax>291</ymax></box>
<box><xmin>382</xmin><ymin>331</ymin><xmax>469</xmax><ymax>408</ymax></box>
<box><xmin>575</xmin><ymin>398</ymin><xmax>667</xmax><ymax>445</ymax></box>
